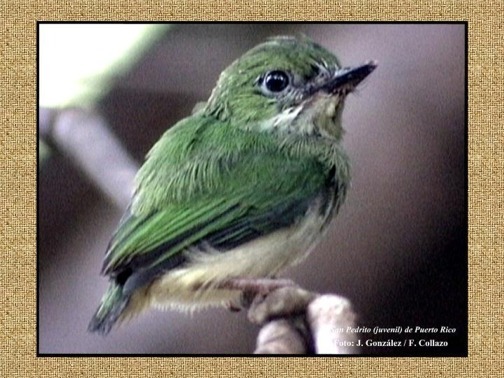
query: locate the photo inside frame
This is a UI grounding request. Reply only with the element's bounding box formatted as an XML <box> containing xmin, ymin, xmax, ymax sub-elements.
<box><xmin>37</xmin><ymin>22</ymin><xmax>467</xmax><ymax>356</ymax></box>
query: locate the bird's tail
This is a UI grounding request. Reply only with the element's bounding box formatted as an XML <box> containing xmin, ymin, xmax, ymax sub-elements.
<box><xmin>88</xmin><ymin>281</ymin><xmax>130</xmax><ymax>335</ymax></box>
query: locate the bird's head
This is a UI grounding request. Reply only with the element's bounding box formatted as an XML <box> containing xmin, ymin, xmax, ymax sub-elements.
<box><xmin>204</xmin><ymin>35</ymin><xmax>376</xmax><ymax>140</ymax></box>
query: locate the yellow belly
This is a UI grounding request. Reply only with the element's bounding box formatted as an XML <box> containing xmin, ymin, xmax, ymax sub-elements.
<box><xmin>121</xmin><ymin>203</ymin><xmax>329</xmax><ymax>321</ymax></box>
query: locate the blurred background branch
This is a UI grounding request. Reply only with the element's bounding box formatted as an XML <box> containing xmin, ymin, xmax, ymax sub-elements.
<box><xmin>39</xmin><ymin>107</ymin><xmax>138</xmax><ymax>209</ymax></box>
<box><xmin>38</xmin><ymin>24</ymin><xmax>169</xmax><ymax>175</ymax></box>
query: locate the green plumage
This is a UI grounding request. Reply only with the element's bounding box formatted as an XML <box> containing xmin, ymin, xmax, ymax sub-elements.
<box><xmin>105</xmin><ymin>118</ymin><xmax>349</xmax><ymax>273</ymax></box>
<box><xmin>89</xmin><ymin>35</ymin><xmax>375</xmax><ymax>335</ymax></box>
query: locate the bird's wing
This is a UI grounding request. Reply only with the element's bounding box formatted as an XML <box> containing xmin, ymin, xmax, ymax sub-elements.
<box><xmin>101</xmin><ymin>116</ymin><xmax>335</xmax><ymax>294</ymax></box>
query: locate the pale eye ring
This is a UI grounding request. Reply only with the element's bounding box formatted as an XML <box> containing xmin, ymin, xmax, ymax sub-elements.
<box><xmin>259</xmin><ymin>70</ymin><xmax>290</xmax><ymax>95</ymax></box>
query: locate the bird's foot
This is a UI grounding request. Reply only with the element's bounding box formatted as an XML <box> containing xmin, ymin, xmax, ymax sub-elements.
<box><xmin>218</xmin><ymin>277</ymin><xmax>297</xmax><ymax>294</ymax></box>
<box><xmin>219</xmin><ymin>277</ymin><xmax>298</xmax><ymax>311</ymax></box>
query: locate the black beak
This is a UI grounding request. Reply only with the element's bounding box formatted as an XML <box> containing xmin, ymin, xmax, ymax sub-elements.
<box><xmin>321</xmin><ymin>60</ymin><xmax>377</xmax><ymax>94</ymax></box>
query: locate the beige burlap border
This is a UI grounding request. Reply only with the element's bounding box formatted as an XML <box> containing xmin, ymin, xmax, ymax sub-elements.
<box><xmin>1</xmin><ymin>1</ymin><xmax>502</xmax><ymax>376</ymax></box>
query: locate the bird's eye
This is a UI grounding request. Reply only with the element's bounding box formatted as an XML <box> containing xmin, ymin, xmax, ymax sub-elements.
<box><xmin>260</xmin><ymin>70</ymin><xmax>290</xmax><ymax>95</ymax></box>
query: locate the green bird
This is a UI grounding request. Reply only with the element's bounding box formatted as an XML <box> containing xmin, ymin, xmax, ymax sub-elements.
<box><xmin>88</xmin><ymin>35</ymin><xmax>376</xmax><ymax>335</ymax></box>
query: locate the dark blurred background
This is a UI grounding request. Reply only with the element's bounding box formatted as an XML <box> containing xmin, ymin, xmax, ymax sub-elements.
<box><xmin>38</xmin><ymin>23</ymin><xmax>467</xmax><ymax>355</ymax></box>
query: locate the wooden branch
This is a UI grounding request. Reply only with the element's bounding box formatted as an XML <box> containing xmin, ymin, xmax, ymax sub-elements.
<box><xmin>248</xmin><ymin>286</ymin><xmax>359</xmax><ymax>355</ymax></box>
<box><xmin>254</xmin><ymin>318</ymin><xmax>307</xmax><ymax>354</ymax></box>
